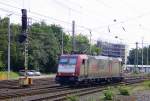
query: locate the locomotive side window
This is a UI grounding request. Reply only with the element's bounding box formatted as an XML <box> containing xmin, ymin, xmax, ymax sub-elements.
<box><xmin>82</xmin><ymin>59</ymin><xmax>85</xmax><ymax>64</ymax></box>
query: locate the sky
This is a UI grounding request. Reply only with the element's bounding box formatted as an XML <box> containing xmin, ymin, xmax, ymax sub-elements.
<box><xmin>0</xmin><ymin>0</ymin><xmax>150</xmax><ymax>49</ymax></box>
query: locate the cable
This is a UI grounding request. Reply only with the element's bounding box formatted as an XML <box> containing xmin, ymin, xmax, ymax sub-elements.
<box><xmin>0</xmin><ymin>1</ymin><xmax>21</xmax><ymax>10</ymax></box>
<box><xmin>0</xmin><ymin>1</ymin><xmax>91</xmax><ymax>30</ymax></box>
<box><xmin>53</xmin><ymin>0</ymin><xmax>81</xmax><ymax>13</ymax></box>
<box><xmin>1</xmin><ymin>1</ymin><xmax>150</xmax><ymax>34</ymax></box>
<box><xmin>92</xmin><ymin>10</ymin><xmax>150</xmax><ymax>31</ymax></box>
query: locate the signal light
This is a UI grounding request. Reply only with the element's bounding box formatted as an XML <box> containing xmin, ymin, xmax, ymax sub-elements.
<box><xmin>21</xmin><ymin>9</ymin><xmax>27</xmax><ymax>31</ymax></box>
<box><xmin>18</xmin><ymin>33</ymin><xmax>27</xmax><ymax>43</ymax></box>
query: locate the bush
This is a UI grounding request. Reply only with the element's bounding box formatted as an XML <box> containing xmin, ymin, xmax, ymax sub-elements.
<box><xmin>145</xmin><ymin>81</ymin><xmax>150</xmax><ymax>88</ymax></box>
<box><xmin>66</xmin><ymin>95</ymin><xmax>78</xmax><ymax>101</ymax></box>
<box><xmin>147</xmin><ymin>73</ymin><xmax>150</xmax><ymax>77</ymax></box>
<box><xmin>104</xmin><ymin>89</ymin><xmax>114</xmax><ymax>100</ymax></box>
<box><xmin>148</xmin><ymin>83</ymin><xmax>150</xmax><ymax>88</ymax></box>
<box><xmin>119</xmin><ymin>86</ymin><xmax>130</xmax><ymax>95</ymax></box>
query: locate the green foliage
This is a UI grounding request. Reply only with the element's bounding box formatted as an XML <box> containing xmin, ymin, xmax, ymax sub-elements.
<box><xmin>91</xmin><ymin>44</ymin><xmax>101</xmax><ymax>55</ymax></box>
<box><xmin>75</xmin><ymin>34</ymin><xmax>90</xmax><ymax>53</ymax></box>
<box><xmin>143</xmin><ymin>81</ymin><xmax>150</xmax><ymax>88</ymax></box>
<box><xmin>119</xmin><ymin>86</ymin><xmax>130</xmax><ymax>95</ymax></box>
<box><xmin>0</xmin><ymin>51</ymin><xmax>5</xmax><ymax>70</ymax></box>
<box><xmin>0</xmin><ymin>17</ymin><xmax>102</xmax><ymax>73</ymax></box>
<box><xmin>29</xmin><ymin>22</ymin><xmax>61</xmax><ymax>72</ymax></box>
<box><xmin>127</xmin><ymin>46</ymin><xmax>150</xmax><ymax>65</ymax></box>
<box><xmin>148</xmin><ymin>83</ymin><xmax>150</xmax><ymax>88</ymax></box>
<box><xmin>147</xmin><ymin>73</ymin><xmax>150</xmax><ymax>77</ymax></box>
<box><xmin>103</xmin><ymin>88</ymin><xmax>114</xmax><ymax>100</ymax></box>
<box><xmin>0</xmin><ymin>17</ymin><xmax>9</xmax><ymax>70</ymax></box>
<box><xmin>66</xmin><ymin>95</ymin><xmax>79</xmax><ymax>101</ymax></box>
<box><xmin>0</xmin><ymin>17</ymin><xmax>64</xmax><ymax>73</ymax></box>
<box><xmin>0</xmin><ymin>71</ymin><xmax>19</xmax><ymax>79</ymax></box>
<box><xmin>73</xmin><ymin>34</ymin><xmax>101</xmax><ymax>55</ymax></box>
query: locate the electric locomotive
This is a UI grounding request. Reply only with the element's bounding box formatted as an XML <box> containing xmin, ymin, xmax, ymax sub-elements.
<box><xmin>55</xmin><ymin>54</ymin><xmax>123</xmax><ymax>85</ymax></box>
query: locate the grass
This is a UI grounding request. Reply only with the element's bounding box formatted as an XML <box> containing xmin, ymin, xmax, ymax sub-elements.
<box><xmin>100</xmin><ymin>87</ymin><xmax>118</xmax><ymax>100</ymax></box>
<box><xmin>66</xmin><ymin>95</ymin><xmax>79</xmax><ymax>101</ymax></box>
<box><xmin>0</xmin><ymin>71</ymin><xmax>19</xmax><ymax>80</ymax></box>
<box><xmin>118</xmin><ymin>86</ymin><xmax>130</xmax><ymax>95</ymax></box>
<box><xmin>99</xmin><ymin>80</ymin><xmax>150</xmax><ymax>101</ymax></box>
<box><xmin>104</xmin><ymin>88</ymin><xmax>114</xmax><ymax>100</ymax></box>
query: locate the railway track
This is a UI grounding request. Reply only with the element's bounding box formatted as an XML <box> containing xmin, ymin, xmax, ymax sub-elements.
<box><xmin>0</xmin><ymin>76</ymin><xmax>149</xmax><ymax>101</ymax></box>
<box><xmin>29</xmin><ymin>77</ymin><xmax>149</xmax><ymax>101</ymax></box>
<box><xmin>0</xmin><ymin>77</ymin><xmax>55</xmax><ymax>89</ymax></box>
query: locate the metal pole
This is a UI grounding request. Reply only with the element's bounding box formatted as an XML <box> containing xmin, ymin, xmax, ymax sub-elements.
<box><xmin>24</xmin><ymin>36</ymin><xmax>28</xmax><ymax>77</ymax></box>
<box><xmin>72</xmin><ymin>20</ymin><xmax>75</xmax><ymax>52</ymax></box>
<box><xmin>119</xmin><ymin>38</ymin><xmax>123</xmax><ymax>59</ymax></box>
<box><xmin>124</xmin><ymin>45</ymin><xmax>127</xmax><ymax>70</ymax></box>
<box><xmin>142</xmin><ymin>38</ymin><xmax>143</xmax><ymax>70</ymax></box>
<box><xmin>89</xmin><ymin>30</ymin><xmax>92</xmax><ymax>55</ymax></box>
<box><xmin>136</xmin><ymin>42</ymin><xmax>138</xmax><ymax>68</ymax></box>
<box><xmin>61</xmin><ymin>32</ymin><xmax>63</xmax><ymax>54</ymax></box>
<box><xmin>24</xmin><ymin>17</ymin><xmax>30</xmax><ymax>77</ymax></box>
<box><xmin>147</xmin><ymin>46</ymin><xmax>149</xmax><ymax>65</ymax></box>
<box><xmin>24</xmin><ymin>17</ymin><xmax>31</xmax><ymax>77</ymax></box>
<box><xmin>7</xmin><ymin>16</ymin><xmax>11</xmax><ymax>79</ymax></box>
<box><xmin>134</xmin><ymin>47</ymin><xmax>136</xmax><ymax>68</ymax></box>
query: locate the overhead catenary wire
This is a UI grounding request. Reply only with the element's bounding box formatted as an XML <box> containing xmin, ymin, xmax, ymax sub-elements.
<box><xmin>1</xmin><ymin>0</ymin><xmax>150</xmax><ymax>37</ymax></box>
<box><xmin>0</xmin><ymin>1</ymin><xmax>91</xmax><ymax>31</ymax></box>
<box><xmin>53</xmin><ymin>0</ymin><xmax>82</xmax><ymax>14</ymax></box>
<box><xmin>0</xmin><ymin>1</ymin><xmax>148</xmax><ymax>31</ymax></box>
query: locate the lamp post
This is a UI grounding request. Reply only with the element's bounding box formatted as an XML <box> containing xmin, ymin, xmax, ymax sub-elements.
<box><xmin>7</xmin><ymin>13</ymin><xmax>13</xmax><ymax>79</ymax></box>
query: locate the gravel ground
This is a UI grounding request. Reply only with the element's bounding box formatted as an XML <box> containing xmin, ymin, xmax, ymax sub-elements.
<box><xmin>79</xmin><ymin>92</ymin><xmax>102</xmax><ymax>101</ymax></box>
<box><xmin>77</xmin><ymin>90</ymin><xmax>150</xmax><ymax>101</ymax></box>
<box><xmin>113</xmin><ymin>90</ymin><xmax>150</xmax><ymax>101</ymax></box>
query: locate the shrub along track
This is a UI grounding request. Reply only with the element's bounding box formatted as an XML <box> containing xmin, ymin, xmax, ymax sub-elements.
<box><xmin>0</xmin><ymin>76</ymin><xmax>149</xmax><ymax>101</ymax></box>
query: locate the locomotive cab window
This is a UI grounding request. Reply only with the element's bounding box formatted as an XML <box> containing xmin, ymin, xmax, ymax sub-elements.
<box><xmin>59</xmin><ymin>58</ymin><xmax>68</xmax><ymax>64</ymax></box>
<box><xmin>69</xmin><ymin>58</ymin><xmax>77</xmax><ymax>65</ymax></box>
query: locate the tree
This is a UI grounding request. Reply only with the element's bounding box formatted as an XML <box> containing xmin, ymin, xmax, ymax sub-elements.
<box><xmin>29</xmin><ymin>22</ymin><xmax>61</xmax><ymax>73</ymax></box>
<box><xmin>0</xmin><ymin>17</ymin><xmax>102</xmax><ymax>73</ymax></box>
<box><xmin>0</xmin><ymin>17</ymin><xmax>9</xmax><ymax>70</ymax></box>
<box><xmin>74</xmin><ymin>34</ymin><xmax>90</xmax><ymax>53</ymax></box>
<box><xmin>0</xmin><ymin>51</ymin><xmax>5</xmax><ymax>70</ymax></box>
<box><xmin>127</xmin><ymin>46</ymin><xmax>150</xmax><ymax>65</ymax></box>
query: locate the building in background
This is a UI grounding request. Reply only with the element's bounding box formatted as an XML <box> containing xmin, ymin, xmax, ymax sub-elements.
<box><xmin>97</xmin><ymin>41</ymin><xmax>127</xmax><ymax>63</ymax></box>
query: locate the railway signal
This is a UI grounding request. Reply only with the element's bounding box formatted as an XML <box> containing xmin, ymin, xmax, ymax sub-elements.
<box><xmin>19</xmin><ymin>9</ymin><xmax>33</xmax><ymax>86</ymax></box>
<box><xmin>21</xmin><ymin>9</ymin><xmax>27</xmax><ymax>31</ymax></box>
<box><xmin>18</xmin><ymin>33</ymin><xmax>27</xmax><ymax>43</ymax></box>
<box><xmin>19</xmin><ymin>9</ymin><xmax>27</xmax><ymax>43</ymax></box>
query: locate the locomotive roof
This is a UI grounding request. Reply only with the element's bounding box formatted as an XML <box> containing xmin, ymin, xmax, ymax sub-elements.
<box><xmin>60</xmin><ymin>54</ymin><xmax>88</xmax><ymax>59</ymax></box>
<box><xmin>88</xmin><ymin>55</ymin><xmax>122</xmax><ymax>61</ymax></box>
<box><xmin>60</xmin><ymin>54</ymin><xmax>122</xmax><ymax>61</ymax></box>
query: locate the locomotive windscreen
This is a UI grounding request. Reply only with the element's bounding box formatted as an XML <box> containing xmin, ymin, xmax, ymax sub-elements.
<box><xmin>59</xmin><ymin>58</ymin><xmax>68</xmax><ymax>64</ymax></box>
<box><xmin>58</xmin><ymin>57</ymin><xmax>77</xmax><ymax>73</ymax></box>
<box><xmin>59</xmin><ymin>57</ymin><xmax>77</xmax><ymax>64</ymax></box>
